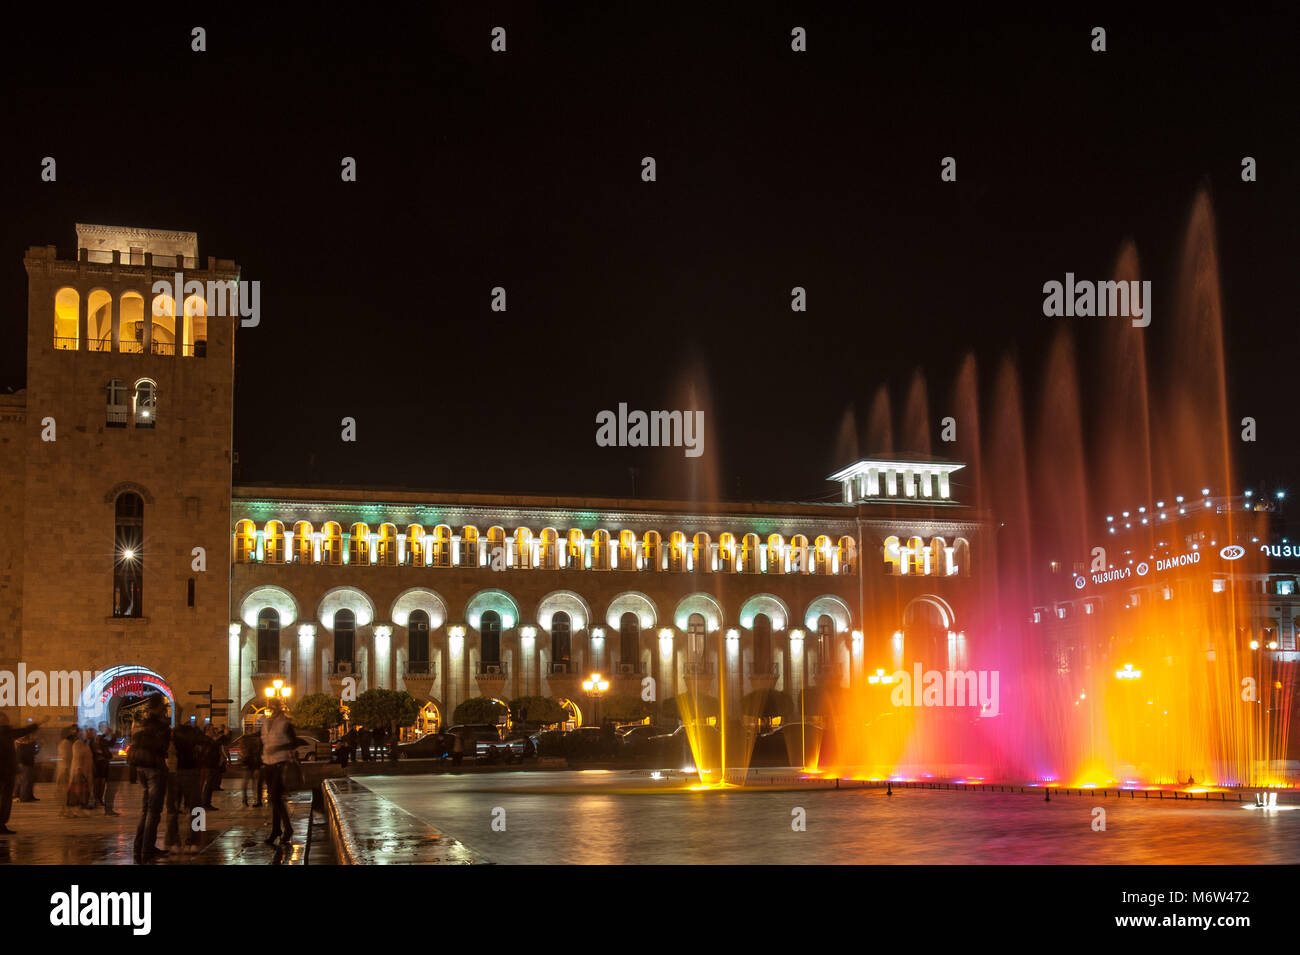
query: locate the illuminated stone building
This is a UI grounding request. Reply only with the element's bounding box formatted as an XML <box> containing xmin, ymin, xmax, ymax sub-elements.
<box><xmin>1</xmin><ymin>226</ymin><xmax>989</xmax><ymax>734</ymax></box>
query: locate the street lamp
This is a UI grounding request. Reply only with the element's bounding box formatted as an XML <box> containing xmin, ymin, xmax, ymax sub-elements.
<box><xmin>581</xmin><ymin>672</ymin><xmax>609</xmax><ymax>726</ymax></box>
<box><xmin>264</xmin><ymin>678</ymin><xmax>292</xmax><ymax>715</ymax></box>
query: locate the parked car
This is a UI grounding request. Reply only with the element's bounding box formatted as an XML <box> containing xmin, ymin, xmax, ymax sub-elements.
<box><xmin>648</xmin><ymin>724</ymin><xmax>721</xmax><ymax>769</ymax></box>
<box><xmin>229</xmin><ymin>733</ymin><xmax>330</xmax><ymax>764</ymax></box>
<box><xmin>397</xmin><ymin>732</ymin><xmax>453</xmax><ymax>760</ymax></box>
<box><xmin>618</xmin><ymin>724</ymin><xmax>662</xmax><ymax>753</ymax></box>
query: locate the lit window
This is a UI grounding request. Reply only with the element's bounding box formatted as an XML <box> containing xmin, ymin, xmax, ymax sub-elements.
<box><xmin>133</xmin><ymin>379</ymin><xmax>157</xmax><ymax>428</ymax></box>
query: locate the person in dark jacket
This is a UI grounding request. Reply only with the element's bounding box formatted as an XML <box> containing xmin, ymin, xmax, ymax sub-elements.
<box><xmin>129</xmin><ymin>695</ymin><xmax>171</xmax><ymax>863</ymax></box>
<box><xmin>0</xmin><ymin>714</ymin><xmax>44</xmax><ymax>834</ymax></box>
<box><xmin>241</xmin><ymin>731</ymin><xmax>264</xmax><ymax>807</ymax></box>
<box><xmin>199</xmin><ymin>724</ymin><xmax>228</xmax><ymax>810</ymax></box>
<box><xmin>15</xmin><ymin>731</ymin><xmax>39</xmax><ymax>803</ymax></box>
<box><xmin>164</xmin><ymin>719</ymin><xmax>205</xmax><ymax>853</ymax></box>
<box><xmin>358</xmin><ymin>727</ymin><xmax>372</xmax><ymax>762</ymax></box>
<box><xmin>89</xmin><ymin>723</ymin><xmax>117</xmax><ymax>814</ymax></box>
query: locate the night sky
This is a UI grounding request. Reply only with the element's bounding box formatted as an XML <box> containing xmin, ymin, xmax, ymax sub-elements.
<box><xmin>2</xmin><ymin>5</ymin><xmax>1296</xmax><ymax>506</ymax></box>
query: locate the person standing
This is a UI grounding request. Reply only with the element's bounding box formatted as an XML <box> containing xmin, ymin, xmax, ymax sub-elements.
<box><xmin>240</xmin><ymin>730</ymin><xmax>264</xmax><ymax>807</ymax></box>
<box><xmin>358</xmin><ymin>727</ymin><xmax>372</xmax><ymax>762</ymax></box>
<box><xmin>55</xmin><ymin>727</ymin><xmax>76</xmax><ymax>817</ymax></box>
<box><xmin>261</xmin><ymin>699</ymin><xmax>298</xmax><ymax>846</ymax></box>
<box><xmin>68</xmin><ymin>728</ymin><xmax>94</xmax><ymax>814</ymax></box>
<box><xmin>164</xmin><ymin>719</ymin><xmax>203</xmax><ymax>854</ymax></box>
<box><xmin>14</xmin><ymin>727</ymin><xmax>40</xmax><ymax>803</ymax></box>
<box><xmin>90</xmin><ymin>723</ymin><xmax>116</xmax><ymax>813</ymax></box>
<box><xmin>129</xmin><ymin>695</ymin><xmax>172</xmax><ymax>864</ymax></box>
<box><xmin>0</xmin><ymin>714</ymin><xmax>43</xmax><ymax>834</ymax></box>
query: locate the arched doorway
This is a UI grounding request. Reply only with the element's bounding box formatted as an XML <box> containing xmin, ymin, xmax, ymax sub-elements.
<box><xmin>78</xmin><ymin>665</ymin><xmax>176</xmax><ymax>735</ymax></box>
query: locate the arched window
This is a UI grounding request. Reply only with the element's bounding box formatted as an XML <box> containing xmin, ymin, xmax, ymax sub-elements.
<box><xmin>113</xmin><ymin>492</ymin><xmax>144</xmax><ymax>617</ymax></box>
<box><xmin>741</xmin><ymin>534</ymin><xmax>760</xmax><ymax>574</ymax></box>
<box><xmin>753</xmin><ymin>613</ymin><xmax>773</xmax><ymax>671</ymax></box>
<box><xmin>118</xmin><ymin>292</ymin><xmax>144</xmax><ymax>354</ymax></box>
<box><xmin>233</xmin><ymin>520</ymin><xmax>257</xmax><ymax>563</ymax></box>
<box><xmin>643</xmin><ymin>531</ymin><xmax>662</xmax><ymax>571</ymax></box>
<box><xmin>718</xmin><ymin>533</ymin><xmax>736</xmax><ymax>573</ymax></box>
<box><xmin>514</xmin><ymin>527</ymin><xmax>533</xmax><ymax>569</ymax></box>
<box><xmin>790</xmin><ymin>535</ymin><xmax>809</xmax><ymax>574</ymax></box>
<box><xmin>953</xmin><ymin>538</ymin><xmax>971</xmax><ymax>577</ymax></box>
<box><xmin>349</xmin><ymin>523</ymin><xmax>371</xmax><ymax>565</ymax></box>
<box><xmin>406</xmin><ymin>524</ymin><xmax>427</xmax><ymax>566</ymax></box>
<box><xmin>334</xmin><ymin>609</ymin><xmax>356</xmax><ymax>672</ymax></box>
<box><xmin>133</xmin><ymin>379</ymin><xmax>157</xmax><ymax>428</ymax></box>
<box><xmin>292</xmin><ymin>521</ymin><xmax>314</xmax><ymax>563</ymax></box>
<box><xmin>552</xmin><ymin>611</ymin><xmax>572</xmax><ymax>672</ymax></box>
<box><xmin>263</xmin><ymin>521</ymin><xmax>285</xmax><ymax>564</ymax></box>
<box><xmin>567</xmin><ymin>530</ymin><xmax>586</xmax><ymax>569</ymax></box>
<box><xmin>54</xmin><ymin>287</ymin><xmax>79</xmax><ymax>350</ymax></box>
<box><xmin>693</xmin><ymin>533</ymin><xmax>712</xmax><ymax>573</ymax></box>
<box><xmin>767</xmin><ymin>534</ymin><xmax>785</xmax><ymax>575</ymax></box>
<box><xmin>592</xmin><ymin>530</ymin><xmax>611</xmax><ymax>570</ymax></box>
<box><xmin>687</xmin><ymin>612</ymin><xmax>707</xmax><ymax>660</ymax></box>
<box><xmin>617</xmin><ymin>530</ymin><xmax>637</xmax><ymax>570</ymax></box>
<box><xmin>813</xmin><ymin>535</ymin><xmax>832</xmax><ymax>574</ymax></box>
<box><xmin>322</xmin><ymin>522</ymin><xmax>342</xmax><ymax>565</ymax></box>
<box><xmin>668</xmin><ymin>532</ymin><xmax>686</xmax><ymax>572</ymax></box>
<box><xmin>431</xmin><ymin>525</ymin><xmax>452</xmax><ymax>567</ymax></box>
<box><xmin>88</xmin><ymin>290</ymin><xmax>112</xmax><ymax>352</ymax></box>
<box><xmin>408</xmin><ymin>610</ymin><xmax>430</xmax><ymax>673</ymax></box>
<box><xmin>883</xmin><ymin>535</ymin><xmax>901</xmax><ymax>575</ymax></box>
<box><xmin>149</xmin><ymin>294</ymin><xmax>177</xmax><ymax>356</ymax></box>
<box><xmin>377</xmin><ymin>524</ymin><xmax>398</xmax><ymax>566</ymax></box>
<box><xmin>106</xmin><ymin>379</ymin><xmax>128</xmax><ymax>428</ymax></box>
<box><xmin>838</xmin><ymin>536</ymin><xmax>857</xmax><ymax>574</ymax></box>
<box><xmin>182</xmin><ymin>294</ymin><xmax>208</xmax><ymax>357</ymax></box>
<box><xmin>257</xmin><ymin>608</ymin><xmax>281</xmax><ymax>672</ymax></box>
<box><xmin>619</xmin><ymin>611</ymin><xmax>640</xmax><ymax>672</ymax></box>
<box><xmin>486</xmin><ymin>526</ymin><xmax>506</xmax><ymax>569</ymax></box>
<box><xmin>480</xmin><ymin>610</ymin><xmax>502</xmax><ymax>667</ymax></box>
<box><xmin>539</xmin><ymin>529</ymin><xmax>559</xmax><ymax>570</ymax></box>
<box><xmin>461</xmin><ymin>526</ymin><xmax>480</xmax><ymax>566</ymax></box>
<box><xmin>816</xmin><ymin>614</ymin><xmax>834</xmax><ymax>666</ymax></box>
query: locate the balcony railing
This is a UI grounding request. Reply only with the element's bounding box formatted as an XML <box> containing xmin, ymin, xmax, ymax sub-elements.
<box><xmin>683</xmin><ymin>660</ymin><xmax>715</xmax><ymax>677</ymax></box>
<box><xmin>254</xmin><ymin>662</ymin><xmax>286</xmax><ymax>677</ymax></box>
<box><xmin>746</xmin><ymin>662</ymin><xmax>779</xmax><ymax>678</ymax></box>
<box><xmin>404</xmin><ymin>662</ymin><xmax>436</xmax><ymax>677</ymax></box>
<box><xmin>119</xmin><ymin>341</ymin><xmax>144</xmax><ymax>354</ymax></box>
<box><xmin>53</xmin><ymin>336</ymin><xmax>79</xmax><ymax>351</ymax></box>
<box><xmin>476</xmin><ymin>662</ymin><xmax>509</xmax><ymax>677</ymax></box>
<box><xmin>150</xmin><ymin>341</ymin><xmax>175</xmax><ymax>357</ymax></box>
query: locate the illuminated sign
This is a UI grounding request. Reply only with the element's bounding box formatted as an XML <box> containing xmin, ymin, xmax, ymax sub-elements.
<box><xmin>1219</xmin><ymin>545</ymin><xmax>1245</xmax><ymax>561</ymax></box>
<box><xmin>1260</xmin><ymin>543</ymin><xmax>1300</xmax><ymax>559</ymax></box>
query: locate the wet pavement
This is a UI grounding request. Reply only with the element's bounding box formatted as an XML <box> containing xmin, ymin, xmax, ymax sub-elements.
<box><xmin>0</xmin><ymin>781</ymin><xmax>335</xmax><ymax>865</ymax></box>
<box><xmin>324</xmin><ymin>777</ymin><xmax>486</xmax><ymax>864</ymax></box>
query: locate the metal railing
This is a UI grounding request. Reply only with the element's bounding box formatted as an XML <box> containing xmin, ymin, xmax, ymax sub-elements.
<box><xmin>53</xmin><ymin>336</ymin><xmax>79</xmax><ymax>351</ymax></box>
<box><xmin>746</xmin><ymin>662</ymin><xmax>779</xmax><ymax>677</ymax></box>
<box><xmin>119</xmin><ymin>341</ymin><xmax>144</xmax><ymax>354</ymax></box>
<box><xmin>106</xmin><ymin>408</ymin><xmax>129</xmax><ymax>427</ymax></box>
<box><xmin>475</xmin><ymin>662</ymin><xmax>509</xmax><ymax>677</ymax></box>
<box><xmin>404</xmin><ymin>662</ymin><xmax>437</xmax><ymax>677</ymax></box>
<box><xmin>683</xmin><ymin>660</ymin><xmax>715</xmax><ymax>677</ymax></box>
<box><xmin>150</xmin><ymin>341</ymin><xmax>174</xmax><ymax>356</ymax></box>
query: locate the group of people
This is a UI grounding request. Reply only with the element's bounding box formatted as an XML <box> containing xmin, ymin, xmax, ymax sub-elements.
<box><xmin>334</xmin><ymin>724</ymin><xmax>397</xmax><ymax>767</ymax></box>
<box><xmin>54</xmin><ymin>724</ymin><xmax>121</xmax><ymax>817</ymax></box>
<box><xmin>126</xmin><ymin>694</ymin><xmax>300</xmax><ymax>863</ymax></box>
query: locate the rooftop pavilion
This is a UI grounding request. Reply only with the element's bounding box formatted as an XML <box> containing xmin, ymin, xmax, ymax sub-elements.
<box><xmin>828</xmin><ymin>458</ymin><xmax>966</xmax><ymax>503</ymax></box>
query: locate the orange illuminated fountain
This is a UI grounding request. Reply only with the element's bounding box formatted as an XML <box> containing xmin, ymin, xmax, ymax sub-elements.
<box><xmin>803</xmin><ymin>187</ymin><xmax>1297</xmax><ymax>789</ymax></box>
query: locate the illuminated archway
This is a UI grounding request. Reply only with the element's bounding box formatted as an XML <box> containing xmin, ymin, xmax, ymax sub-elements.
<box><xmin>78</xmin><ymin>665</ymin><xmax>176</xmax><ymax>730</ymax></box>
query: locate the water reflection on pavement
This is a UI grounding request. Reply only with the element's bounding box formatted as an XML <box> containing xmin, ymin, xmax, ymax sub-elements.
<box><xmin>359</xmin><ymin>770</ymin><xmax>1300</xmax><ymax>865</ymax></box>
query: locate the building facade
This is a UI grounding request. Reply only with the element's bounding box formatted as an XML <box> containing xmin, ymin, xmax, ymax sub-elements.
<box><xmin>1</xmin><ymin>226</ymin><xmax>989</xmax><ymax>735</ymax></box>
